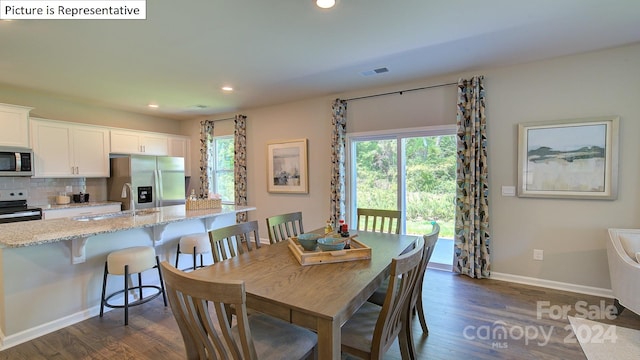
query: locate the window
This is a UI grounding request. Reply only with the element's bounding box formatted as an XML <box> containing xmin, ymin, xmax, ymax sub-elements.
<box><xmin>348</xmin><ymin>125</ymin><xmax>456</xmax><ymax>266</ymax></box>
<box><xmin>212</xmin><ymin>136</ymin><xmax>234</xmax><ymax>203</ymax></box>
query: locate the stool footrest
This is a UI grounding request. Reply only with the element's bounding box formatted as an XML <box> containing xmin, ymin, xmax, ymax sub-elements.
<box><xmin>103</xmin><ymin>285</ymin><xmax>164</xmax><ymax>309</ymax></box>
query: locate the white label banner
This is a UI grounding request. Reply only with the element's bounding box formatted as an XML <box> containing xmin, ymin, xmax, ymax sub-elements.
<box><xmin>1</xmin><ymin>1</ymin><xmax>146</xmax><ymax>20</ymax></box>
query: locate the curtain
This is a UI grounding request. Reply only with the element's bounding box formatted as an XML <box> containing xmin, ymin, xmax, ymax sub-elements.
<box><xmin>234</xmin><ymin>115</ymin><xmax>247</xmax><ymax>223</ymax></box>
<box><xmin>330</xmin><ymin>99</ymin><xmax>347</xmax><ymax>227</ymax></box>
<box><xmin>454</xmin><ymin>76</ymin><xmax>491</xmax><ymax>279</ymax></box>
<box><xmin>199</xmin><ymin>119</ymin><xmax>215</xmax><ymax>198</ymax></box>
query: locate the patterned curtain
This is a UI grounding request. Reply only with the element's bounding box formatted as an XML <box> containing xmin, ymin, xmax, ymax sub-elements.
<box><xmin>330</xmin><ymin>99</ymin><xmax>347</xmax><ymax>227</ymax></box>
<box><xmin>454</xmin><ymin>76</ymin><xmax>491</xmax><ymax>279</ymax></box>
<box><xmin>199</xmin><ymin>120</ymin><xmax>215</xmax><ymax>198</ymax></box>
<box><xmin>234</xmin><ymin>115</ymin><xmax>248</xmax><ymax>223</ymax></box>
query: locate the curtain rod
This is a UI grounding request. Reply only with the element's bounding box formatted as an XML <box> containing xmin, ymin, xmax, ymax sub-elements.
<box><xmin>344</xmin><ymin>81</ymin><xmax>457</xmax><ymax>102</ymax></box>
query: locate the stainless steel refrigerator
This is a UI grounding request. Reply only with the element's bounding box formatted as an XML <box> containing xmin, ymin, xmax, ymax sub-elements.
<box><xmin>107</xmin><ymin>155</ymin><xmax>186</xmax><ymax>210</ymax></box>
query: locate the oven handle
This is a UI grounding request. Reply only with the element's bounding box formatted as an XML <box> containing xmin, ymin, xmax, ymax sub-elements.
<box><xmin>0</xmin><ymin>210</ymin><xmax>42</xmax><ymax>220</ymax></box>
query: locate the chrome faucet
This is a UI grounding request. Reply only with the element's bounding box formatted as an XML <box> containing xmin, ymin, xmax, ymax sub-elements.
<box><xmin>121</xmin><ymin>183</ymin><xmax>135</xmax><ymax>212</ymax></box>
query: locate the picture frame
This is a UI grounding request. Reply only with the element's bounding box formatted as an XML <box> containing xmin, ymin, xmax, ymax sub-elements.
<box><xmin>267</xmin><ymin>138</ymin><xmax>308</xmax><ymax>194</ymax></box>
<box><xmin>517</xmin><ymin>116</ymin><xmax>619</xmax><ymax>200</ymax></box>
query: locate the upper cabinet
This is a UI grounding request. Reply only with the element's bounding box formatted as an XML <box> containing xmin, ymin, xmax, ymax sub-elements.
<box><xmin>30</xmin><ymin>118</ymin><xmax>110</xmax><ymax>178</ymax></box>
<box><xmin>168</xmin><ymin>135</ymin><xmax>191</xmax><ymax>177</ymax></box>
<box><xmin>0</xmin><ymin>103</ymin><xmax>33</xmax><ymax>148</ymax></box>
<box><xmin>110</xmin><ymin>129</ymin><xmax>169</xmax><ymax>155</ymax></box>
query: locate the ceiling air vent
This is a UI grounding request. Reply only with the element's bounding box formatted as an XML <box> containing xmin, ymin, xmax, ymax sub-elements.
<box><xmin>360</xmin><ymin>67</ymin><xmax>389</xmax><ymax>76</ymax></box>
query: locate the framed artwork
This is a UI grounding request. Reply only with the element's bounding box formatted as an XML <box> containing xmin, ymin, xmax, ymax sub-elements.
<box><xmin>517</xmin><ymin>116</ymin><xmax>619</xmax><ymax>200</ymax></box>
<box><xmin>267</xmin><ymin>138</ymin><xmax>308</xmax><ymax>194</ymax></box>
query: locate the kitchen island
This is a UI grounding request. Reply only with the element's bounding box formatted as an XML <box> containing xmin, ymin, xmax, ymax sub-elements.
<box><xmin>0</xmin><ymin>204</ymin><xmax>255</xmax><ymax>350</ymax></box>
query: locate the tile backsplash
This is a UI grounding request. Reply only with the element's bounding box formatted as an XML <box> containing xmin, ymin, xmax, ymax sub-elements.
<box><xmin>0</xmin><ymin>177</ymin><xmax>107</xmax><ymax>206</ymax></box>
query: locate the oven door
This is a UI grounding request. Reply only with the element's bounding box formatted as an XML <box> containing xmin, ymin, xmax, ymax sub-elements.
<box><xmin>0</xmin><ymin>209</ymin><xmax>42</xmax><ymax>223</ymax></box>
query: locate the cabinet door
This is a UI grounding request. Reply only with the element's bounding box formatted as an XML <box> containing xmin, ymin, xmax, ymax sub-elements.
<box><xmin>0</xmin><ymin>103</ymin><xmax>32</xmax><ymax>148</ymax></box>
<box><xmin>140</xmin><ymin>133</ymin><xmax>168</xmax><ymax>155</ymax></box>
<box><xmin>31</xmin><ymin>119</ymin><xmax>74</xmax><ymax>177</ymax></box>
<box><xmin>168</xmin><ymin>136</ymin><xmax>191</xmax><ymax>176</ymax></box>
<box><xmin>72</xmin><ymin>125</ymin><xmax>110</xmax><ymax>177</ymax></box>
<box><xmin>110</xmin><ymin>130</ymin><xmax>142</xmax><ymax>154</ymax></box>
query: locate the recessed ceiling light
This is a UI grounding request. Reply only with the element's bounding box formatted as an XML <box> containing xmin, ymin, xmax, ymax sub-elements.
<box><xmin>315</xmin><ymin>0</ymin><xmax>336</xmax><ymax>9</ymax></box>
<box><xmin>222</xmin><ymin>86</ymin><xmax>233</xmax><ymax>92</ymax></box>
<box><xmin>148</xmin><ymin>104</ymin><xmax>159</xmax><ymax>108</ymax></box>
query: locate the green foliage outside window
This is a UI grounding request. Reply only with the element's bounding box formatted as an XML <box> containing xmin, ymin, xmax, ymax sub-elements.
<box><xmin>214</xmin><ymin>137</ymin><xmax>234</xmax><ymax>202</ymax></box>
<box><xmin>355</xmin><ymin>135</ymin><xmax>456</xmax><ymax>238</ymax></box>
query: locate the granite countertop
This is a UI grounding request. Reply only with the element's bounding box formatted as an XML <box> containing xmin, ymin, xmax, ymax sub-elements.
<box><xmin>38</xmin><ymin>201</ymin><xmax>122</xmax><ymax>211</ymax></box>
<box><xmin>0</xmin><ymin>204</ymin><xmax>256</xmax><ymax>248</ymax></box>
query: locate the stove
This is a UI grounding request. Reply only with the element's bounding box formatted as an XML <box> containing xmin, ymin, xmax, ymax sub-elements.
<box><xmin>0</xmin><ymin>189</ymin><xmax>42</xmax><ymax>223</ymax></box>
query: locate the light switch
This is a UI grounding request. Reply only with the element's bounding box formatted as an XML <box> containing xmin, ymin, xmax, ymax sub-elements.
<box><xmin>501</xmin><ymin>186</ymin><xmax>516</xmax><ymax>196</ymax></box>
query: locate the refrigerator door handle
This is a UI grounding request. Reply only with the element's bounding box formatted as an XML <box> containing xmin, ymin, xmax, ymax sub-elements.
<box><xmin>156</xmin><ymin>169</ymin><xmax>163</xmax><ymax>207</ymax></box>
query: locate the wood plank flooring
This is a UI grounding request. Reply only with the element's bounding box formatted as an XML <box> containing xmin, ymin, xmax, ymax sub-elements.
<box><xmin>1</xmin><ymin>268</ymin><xmax>639</xmax><ymax>359</ymax></box>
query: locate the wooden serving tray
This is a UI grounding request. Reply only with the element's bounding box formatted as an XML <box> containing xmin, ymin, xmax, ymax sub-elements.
<box><xmin>288</xmin><ymin>236</ymin><xmax>371</xmax><ymax>266</ymax></box>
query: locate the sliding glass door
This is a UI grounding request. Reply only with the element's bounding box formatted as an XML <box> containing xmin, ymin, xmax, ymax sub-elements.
<box><xmin>348</xmin><ymin>126</ymin><xmax>456</xmax><ymax>266</ymax></box>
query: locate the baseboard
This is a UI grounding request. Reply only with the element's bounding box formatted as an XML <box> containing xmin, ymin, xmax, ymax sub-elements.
<box><xmin>0</xmin><ymin>305</ymin><xmax>109</xmax><ymax>351</ymax></box>
<box><xmin>490</xmin><ymin>271</ymin><xmax>614</xmax><ymax>299</ymax></box>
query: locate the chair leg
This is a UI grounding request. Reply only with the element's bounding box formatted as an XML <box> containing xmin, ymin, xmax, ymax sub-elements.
<box><xmin>416</xmin><ymin>297</ymin><xmax>429</xmax><ymax>334</ymax></box>
<box><xmin>99</xmin><ymin>261</ymin><xmax>108</xmax><ymax>318</ymax></box>
<box><xmin>124</xmin><ymin>264</ymin><xmax>129</xmax><ymax>326</ymax></box>
<box><xmin>156</xmin><ymin>255</ymin><xmax>168</xmax><ymax>306</ymax></box>
<box><xmin>192</xmin><ymin>246</ymin><xmax>197</xmax><ymax>271</ymax></box>
<box><xmin>175</xmin><ymin>243</ymin><xmax>181</xmax><ymax>268</ymax></box>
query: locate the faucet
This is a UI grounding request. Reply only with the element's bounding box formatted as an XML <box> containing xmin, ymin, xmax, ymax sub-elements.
<box><xmin>121</xmin><ymin>183</ymin><xmax>135</xmax><ymax>212</ymax></box>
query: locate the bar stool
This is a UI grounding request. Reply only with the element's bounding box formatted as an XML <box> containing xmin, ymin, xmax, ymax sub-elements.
<box><xmin>175</xmin><ymin>233</ymin><xmax>212</xmax><ymax>271</ymax></box>
<box><xmin>99</xmin><ymin>246</ymin><xmax>167</xmax><ymax>326</ymax></box>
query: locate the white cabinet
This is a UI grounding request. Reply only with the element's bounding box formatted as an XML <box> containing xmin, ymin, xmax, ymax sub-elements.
<box><xmin>168</xmin><ymin>135</ymin><xmax>191</xmax><ymax>177</ymax></box>
<box><xmin>0</xmin><ymin>103</ymin><xmax>33</xmax><ymax>148</ymax></box>
<box><xmin>110</xmin><ymin>129</ymin><xmax>168</xmax><ymax>155</ymax></box>
<box><xmin>30</xmin><ymin>118</ymin><xmax>110</xmax><ymax>178</ymax></box>
<box><xmin>42</xmin><ymin>204</ymin><xmax>121</xmax><ymax>220</ymax></box>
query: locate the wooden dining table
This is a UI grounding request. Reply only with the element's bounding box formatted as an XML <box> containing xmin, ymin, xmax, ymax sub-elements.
<box><xmin>191</xmin><ymin>230</ymin><xmax>418</xmax><ymax>360</ymax></box>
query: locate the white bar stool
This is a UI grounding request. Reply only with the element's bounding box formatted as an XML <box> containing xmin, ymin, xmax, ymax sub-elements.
<box><xmin>175</xmin><ymin>233</ymin><xmax>212</xmax><ymax>271</ymax></box>
<box><xmin>99</xmin><ymin>246</ymin><xmax>167</xmax><ymax>325</ymax></box>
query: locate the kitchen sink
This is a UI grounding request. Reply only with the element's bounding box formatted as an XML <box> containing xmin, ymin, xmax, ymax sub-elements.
<box><xmin>72</xmin><ymin>209</ymin><xmax>159</xmax><ymax>221</ymax></box>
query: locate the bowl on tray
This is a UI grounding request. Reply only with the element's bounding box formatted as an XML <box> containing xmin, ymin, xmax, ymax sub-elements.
<box><xmin>296</xmin><ymin>233</ymin><xmax>322</xmax><ymax>251</ymax></box>
<box><xmin>317</xmin><ymin>237</ymin><xmax>346</xmax><ymax>251</ymax></box>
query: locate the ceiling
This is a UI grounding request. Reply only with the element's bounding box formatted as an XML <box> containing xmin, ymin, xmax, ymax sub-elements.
<box><xmin>1</xmin><ymin>0</ymin><xmax>640</xmax><ymax>120</ymax></box>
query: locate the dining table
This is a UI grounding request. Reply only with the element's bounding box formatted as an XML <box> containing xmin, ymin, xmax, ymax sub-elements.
<box><xmin>191</xmin><ymin>229</ymin><xmax>418</xmax><ymax>359</ymax></box>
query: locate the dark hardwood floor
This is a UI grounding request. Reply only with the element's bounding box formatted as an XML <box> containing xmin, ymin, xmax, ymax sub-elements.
<box><xmin>2</xmin><ymin>268</ymin><xmax>639</xmax><ymax>359</ymax></box>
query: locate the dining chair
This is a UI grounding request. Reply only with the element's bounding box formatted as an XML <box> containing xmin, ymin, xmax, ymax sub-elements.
<box><xmin>368</xmin><ymin>222</ymin><xmax>440</xmax><ymax>337</ymax></box>
<box><xmin>266</xmin><ymin>211</ymin><xmax>304</xmax><ymax>244</ymax></box>
<box><xmin>208</xmin><ymin>220</ymin><xmax>262</xmax><ymax>262</ymax></box>
<box><xmin>160</xmin><ymin>261</ymin><xmax>317</xmax><ymax>360</ymax></box>
<box><xmin>341</xmin><ymin>237</ymin><xmax>425</xmax><ymax>359</ymax></box>
<box><xmin>356</xmin><ymin>208</ymin><xmax>402</xmax><ymax>234</ymax></box>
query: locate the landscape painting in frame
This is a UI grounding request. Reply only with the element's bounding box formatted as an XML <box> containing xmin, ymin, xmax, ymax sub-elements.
<box><xmin>517</xmin><ymin>116</ymin><xmax>619</xmax><ymax>200</ymax></box>
<box><xmin>267</xmin><ymin>138</ymin><xmax>308</xmax><ymax>194</ymax></box>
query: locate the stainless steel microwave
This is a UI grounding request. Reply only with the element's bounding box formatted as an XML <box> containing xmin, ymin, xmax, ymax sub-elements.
<box><xmin>0</xmin><ymin>147</ymin><xmax>34</xmax><ymax>176</ymax></box>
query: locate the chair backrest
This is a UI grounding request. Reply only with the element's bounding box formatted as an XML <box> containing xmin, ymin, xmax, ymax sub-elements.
<box><xmin>208</xmin><ymin>221</ymin><xmax>262</xmax><ymax>263</ymax></box>
<box><xmin>372</xmin><ymin>237</ymin><xmax>424</xmax><ymax>357</ymax></box>
<box><xmin>409</xmin><ymin>223</ymin><xmax>440</xmax><ymax>311</ymax></box>
<box><xmin>266</xmin><ymin>212</ymin><xmax>304</xmax><ymax>244</ymax></box>
<box><xmin>356</xmin><ymin>208</ymin><xmax>401</xmax><ymax>234</ymax></box>
<box><xmin>160</xmin><ymin>261</ymin><xmax>259</xmax><ymax>360</ymax></box>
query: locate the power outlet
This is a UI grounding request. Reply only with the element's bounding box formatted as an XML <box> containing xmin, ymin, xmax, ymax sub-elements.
<box><xmin>533</xmin><ymin>249</ymin><xmax>544</xmax><ymax>261</ymax></box>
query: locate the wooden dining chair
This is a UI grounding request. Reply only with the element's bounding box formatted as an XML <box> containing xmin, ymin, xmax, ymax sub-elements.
<box><xmin>356</xmin><ymin>208</ymin><xmax>402</xmax><ymax>234</ymax></box>
<box><xmin>368</xmin><ymin>223</ymin><xmax>440</xmax><ymax>339</ymax></box>
<box><xmin>341</xmin><ymin>237</ymin><xmax>425</xmax><ymax>359</ymax></box>
<box><xmin>266</xmin><ymin>212</ymin><xmax>304</xmax><ymax>244</ymax></box>
<box><xmin>160</xmin><ymin>261</ymin><xmax>317</xmax><ymax>360</ymax></box>
<box><xmin>208</xmin><ymin>220</ymin><xmax>262</xmax><ymax>262</ymax></box>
